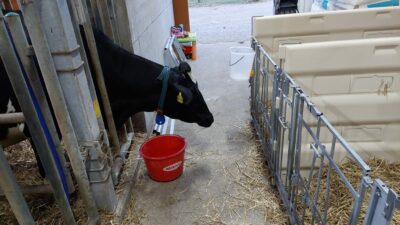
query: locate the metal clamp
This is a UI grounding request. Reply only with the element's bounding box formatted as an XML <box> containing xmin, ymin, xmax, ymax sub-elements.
<box><xmin>26</xmin><ymin>45</ymin><xmax>35</xmax><ymax>56</ymax></box>
<box><xmin>384</xmin><ymin>188</ymin><xmax>400</xmax><ymax>218</ymax></box>
<box><xmin>278</xmin><ymin>116</ymin><xmax>289</xmax><ymax>129</ymax></box>
<box><xmin>291</xmin><ymin>173</ymin><xmax>300</xmax><ymax>186</ymax></box>
<box><xmin>310</xmin><ymin>143</ymin><xmax>321</xmax><ymax>158</ymax></box>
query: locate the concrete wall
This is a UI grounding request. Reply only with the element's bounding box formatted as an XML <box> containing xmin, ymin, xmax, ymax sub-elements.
<box><xmin>126</xmin><ymin>0</ymin><xmax>175</xmax><ymax>64</ymax></box>
<box><xmin>126</xmin><ymin>0</ymin><xmax>175</xmax><ymax>131</ymax></box>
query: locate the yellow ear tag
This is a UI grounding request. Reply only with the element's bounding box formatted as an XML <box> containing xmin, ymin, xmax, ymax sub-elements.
<box><xmin>177</xmin><ymin>92</ymin><xmax>184</xmax><ymax>104</ymax></box>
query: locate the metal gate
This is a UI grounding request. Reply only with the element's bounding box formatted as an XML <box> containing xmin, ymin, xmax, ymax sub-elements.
<box><xmin>250</xmin><ymin>39</ymin><xmax>400</xmax><ymax>225</ymax></box>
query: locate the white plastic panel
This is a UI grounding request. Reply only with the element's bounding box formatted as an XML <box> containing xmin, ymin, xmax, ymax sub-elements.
<box><xmin>253</xmin><ymin>6</ymin><xmax>400</xmax><ymax>61</ymax></box>
<box><xmin>281</xmin><ymin>37</ymin><xmax>400</xmax><ymax>77</ymax></box>
<box><xmin>278</xmin><ymin>38</ymin><xmax>400</xmax><ymax>164</ymax></box>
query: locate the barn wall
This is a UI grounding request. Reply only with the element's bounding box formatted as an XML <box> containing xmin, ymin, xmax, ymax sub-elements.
<box><xmin>126</xmin><ymin>0</ymin><xmax>175</xmax><ymax>64</ymax></box>
<box><xmin>125</xmin><ymin>0</ymin><xmax>175</xmax><ymax>131</ymax></box>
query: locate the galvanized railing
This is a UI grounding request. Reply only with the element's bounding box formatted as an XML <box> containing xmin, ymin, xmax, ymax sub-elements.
<box><xmin>250</xmin><ymin>39</ymin><xmax>400</xmax><ymax>225</ymax></box>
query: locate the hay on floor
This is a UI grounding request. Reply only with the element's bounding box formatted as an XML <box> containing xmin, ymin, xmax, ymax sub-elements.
<box><xmin>301</xmin><ymin>157</ymin><xmax>400</xmax><ymax>225</ymax></box>
<box><xmin>194</xmin><ymin>124</ymin><xmax>288</xmax><ymax>225</ymax></box>
<box><xmin>0</xmin><ymin>133</ymin><xmax>147</xmax><ymax>225</ymax></box>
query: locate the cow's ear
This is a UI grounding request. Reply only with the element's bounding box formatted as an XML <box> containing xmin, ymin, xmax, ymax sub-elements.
<box><xmin>179</xmin><ymin>62</ymin><xmax>197</xmax><ymax>83</ymax></box>
<box><xmin>178</xmin><ymin>62</ymin><xmax>191</xmax><ymax>73</ymax></box>
<box><xmin>173</xmin><ymin>84</ymin><xmax>193</xmax><ymax>104</ymax></box>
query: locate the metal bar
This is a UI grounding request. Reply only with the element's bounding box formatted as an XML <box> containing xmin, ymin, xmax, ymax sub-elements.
<box><xmin>170</xmin><ymin>119</ymin><xmax>176</xmax><ymax>134</ymax></box>
<box><xmin>162</xmin><ymin>117</ymin><xmax>170</xmax><ymax>134</ymax></box>
<box><xmin>250</xmin><ymin>39</ymin><xmax>383</xmax><ymax>225</ymax></box>
<box><xmin>87</xmin><ymin>0</ymin><xmax>102</xmax><ymax>28</ymax></box>
<box><xmin>0</xmin><ymin>184</ymin><xmax>53</xmax><ymax>196</ymax></box>
<box><xmin>173</xmin><ymin>38</ymin><xmax>188</xmax><ymax>62</ymax></box>
<box><xmin>0</xmin><ymin>112</ymin><xmax>24</xmax><ymax>124</ymax></box>
<box><xmin>349</xmin><ymin>176</ymin><xmax>370</xmax><ymax>225</ymax></box>
<box><xmin>111</xmin><ymin>0</ymin><xmax>132</xmax><ymax>51</ymax></box>
<box><xmin>0</xmin><ymin>16</ymin><xmax>76</xmax><ymax>224</ymax></box>
<box><xmin>287</xmin><ymin>91</ymin><xmax>300</xmax><ymax>199</ymax></box>
<box><xmin>18</xmin><ymin>2</ymin><xmax>100</xmax><ymax>223</ymax></box>
<box><xmin>37</xmin><ymin>0</ymin><xmax>100</xmax><ymax>144</ymax></box>
<box><xmin>71</xmin><ymin>0</ymin><xmax>120</xmax><ymax>154</ymax></box>
<box><xmin>115</xmin><ymin>118</ymin><xmax>155</xmax><ymax>223</ymax></box>
<box><xmin>0</xmin><ymin>145</ymin><xmax>35</xmax><ymax>225</ymax></box>
<box><xmin>250</xmin><ymin>43</ymin><xmax>259</xmax><ymax>113</ymax></box>
<box><xmin>5</xmin><ymin>13</ymin><xmax>75</xmax><ymax>194</ymax></box>
<box><xmin>363</xmin><ymin>179</ymin><xmax>398</xmax><ymax>225</ymax></box>
<box><xmin>95</xmin><ymin>0</ymin><xmax>116</xmax><ymax>39</ymax></box>
<box><xmin>65</xmin><ymin>0</ymin><xmax>107</xmax><ymax>132</ymax></box>
<box><xmin>126</xmin><ymin>118</ymin><xmax>134</xmax><ymax>133</ymax></box>
<box><xmin>320</xmin><ymin>115</ymin><xmax>370</xmax><ymax>173</ymax></box>
<box><xmin>311</xmin><ymin>154</ymin><xmax>325</xmax><ymax>224</ymax></box>
<box><xmin>35</xmin><ymin>0</ymin><xmax>116</xmax><ymax>212</ymax></box>
<box><xmin>106</xmin><ymin>0</ymin><xmax>120</xmax><ymax>43</ymax></box>
<box><xmin>112</xmin><ymin>132</ymin><xmax>134</xmax><ymax>181</ymax></box>
<box><xmin>322</xmin><ymin>136</ymin><xmax>336</xmax><ymax>223</ymax></box>
<box><xmin>119</xmin><ymin>125</ymin><xmax>128</xmax><ymax>143</ymax></box>
<box><xmin>300</xmin><ymin>136</ymin><xmax>359</xmax><ymax>200</ymax></box>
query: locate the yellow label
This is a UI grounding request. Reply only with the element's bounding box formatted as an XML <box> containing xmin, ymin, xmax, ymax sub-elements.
<box><xmin>93</xmin><ymin>100</ymin><xmax>102</xmax><ymax>118</ymax></box>
<box><xmin>250</xmin><ymin>69</ymin><xmax>255</xmax><ymax>77</ymax></box>
<box><xmin>177</xmin><ymin>92</ymin><xmax>184</xmax><ymax>104</ymax></box>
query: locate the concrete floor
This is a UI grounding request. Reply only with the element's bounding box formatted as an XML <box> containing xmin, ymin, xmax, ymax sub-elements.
<box><xmin>189</xmin><ymin>0</ymin><xmax>268</xmax><ymax>8</ymax></box>
<box><xmin>190</xmin><ymin>1</ymin><xmax>273</xmax><ymax>43</ymax></box>
<box><xmin>134</xmin><ymin>2</ymin><xmax>281</xmax><ymax>225</ymax></box>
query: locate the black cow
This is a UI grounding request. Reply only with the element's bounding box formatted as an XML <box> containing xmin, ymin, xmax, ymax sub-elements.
<box><xmin>92</xmin><ymin>29</ymin><xmax>214</xmax><ymax>129</ymax></box>
<box><xmin>0</xmin><ymin>27</ymin><xmax>213</xmax><ymax>176</ymax></box>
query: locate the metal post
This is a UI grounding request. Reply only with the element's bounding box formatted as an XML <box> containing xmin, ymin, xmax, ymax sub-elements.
<box><xmin>287</xmin><ymin>90</ymin><xmax>300</xmax><ymax>201</ymax></box>
<box><xmin>35</xmin><ymin>0</ymin><xmax>116</xmax><ymax>212</ymax></box>
<box><xmin>111</xmin><ymin>0</ymin><xmax>133</xmax><ymax>51</ymax></box>
<box><xmin>68</xmin><ymin>0</ymin><xmax>121</xmax><ymax>154</ymax></box>
<box><xmin>363</xmin><ymin>179</ymin><xmax>400</xmax><ymax>225</ymax></box>
<box><xmin>0</xmin><ymin>145</ymin><xmax>35</xmax><ymax>225</ymax></box>
<box><xmin>86</xmin><ymin>0</ymin><xmax>101</xmax><ymax>27</ymax></box>
<box><xmin>5</xmin><ymin>13</ymin><xmax>74</xmax><ymax>194</ymax></box>
<box><xmin>110</xmin><ymin>0</ymin><xmax>147</xmax><ymax>132</ymax></box>
<box><xmin>119</xmin><ymin>125</ymin><xmax>128</xmax><ymax>144</ymax></box>
<box><xmin>107</xmin><ymin>0</ymin><xmax>120</xmax><ymax>43</ymax></box>
<box><xmin>0</xmin><ymin>15</ymin><xmax>76</xmax><ymax>224</ymax></box>
<box><xmin>95</xmin><ymin>0</ymin><xmax>116</xmax><ymax>39</ymax></box>
<box><xmin>19</xmin><ymin>2</ymin><xmax>100</xmax><ymax>223</ymax></box>
<box><xmin>126</xmin><ymin>118</ymin><xmax>134</xmax><ymax>133</ymax></box>
<box><xmin>64</xmin><ymin>1</ymin><xmax>107</xmax><ymax>132</ymax></box>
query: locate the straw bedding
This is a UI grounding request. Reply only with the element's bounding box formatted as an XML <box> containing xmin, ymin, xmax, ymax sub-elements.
<box><xmin>193</xmin><ymin>124</ymin><xmax>288</xmax><ymax>225</ymax></box>
<box><xmin>303</xmin><ymin>157</ymin><xmax>400</xmax><ymax>225</ymax></box>
<box><xmin>1</xmin><ymin>130</ymin><xmax>399</xmax><ymax>225</ymax></box>
<box><xmin>0</xmin><ymin>134</ymin><xmax>147</xmax><ymax>225</ymax></box>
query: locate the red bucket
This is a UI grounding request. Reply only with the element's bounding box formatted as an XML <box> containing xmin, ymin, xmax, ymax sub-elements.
<box><xmin>140</xmin><ymin>135</ymin><xmax>187</xmax><ymax>182</ymax></box>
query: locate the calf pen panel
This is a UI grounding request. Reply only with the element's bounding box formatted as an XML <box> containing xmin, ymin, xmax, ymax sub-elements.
<box><xmin>250</xmin><ymin>40</ymin><xmax>400</xmax><ymax>224</ymax></box>
<box><xmin>252</xmin><ymin>6</ymin><xmax>400</xmax><ymax>61</ymax></box>
<box><xmin>278</xmin><ymin>37</ymin><xmax>400</xmax><ymax>166</ymax></box>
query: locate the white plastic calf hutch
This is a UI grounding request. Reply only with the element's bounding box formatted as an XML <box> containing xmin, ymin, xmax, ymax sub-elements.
<box><xmin>251</xmin><ymin>6</ymin><xmax>400</xmax><ymax>225</ymax></box>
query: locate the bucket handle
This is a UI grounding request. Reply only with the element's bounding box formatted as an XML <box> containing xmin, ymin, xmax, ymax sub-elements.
<box><xmin>229</xmin><ymin>56</ymin><xmax>245</xmax><ymax>66</ymax></box>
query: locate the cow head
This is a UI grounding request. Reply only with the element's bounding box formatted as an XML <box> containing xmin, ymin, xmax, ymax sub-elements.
<box><xmin>163</xmin><ymin>62</ymin><xmax>214</xmax><ymax>127</ymax></box>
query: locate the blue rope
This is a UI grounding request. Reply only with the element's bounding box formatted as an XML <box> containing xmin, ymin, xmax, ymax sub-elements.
<box><xmin>157</xmin><ymin>66</ymin><xmax>170</xmax><ymax>112</ymax></box>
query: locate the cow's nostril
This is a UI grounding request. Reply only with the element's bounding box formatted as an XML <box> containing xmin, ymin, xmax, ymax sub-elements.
<box><xmin>198</xmin><ymin>115</ymin><xmax>214</xmax><ymax>127</ymax></box>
